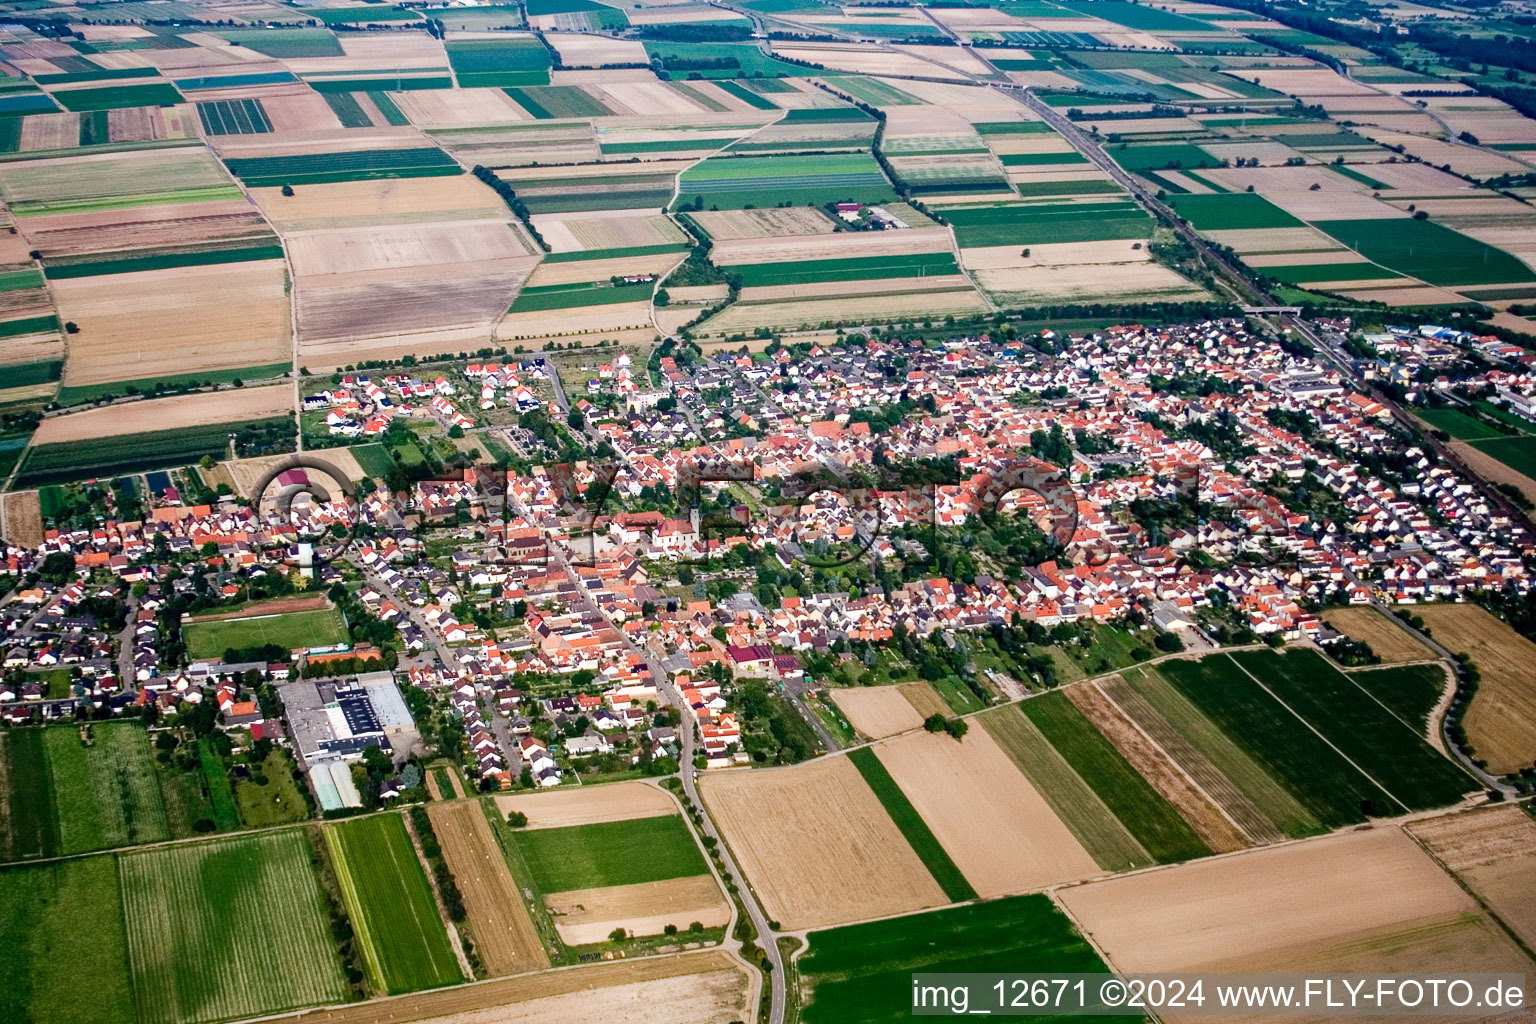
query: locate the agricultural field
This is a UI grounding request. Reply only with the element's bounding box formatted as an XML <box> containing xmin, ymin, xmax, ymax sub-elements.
<box><xmin>182</xmin><ymin>603</ymin><xmax>348</xmax><ymax>660</ymax></box>
<box><xmin>1059</xmin><ymin>828</ymin><xmax>1532</xmax><ymax>986</ymax></box>
<box><xmin>1409</xmin><ymin>804</ymin><xmax>1536</xmax><ymax>949</ymax></box>
<box><xmin>677</xmin><ymin>151</ymin><xmax>895</xmax><ymax>210</ymax></box>
<box><xmin>223</xmin><ymin>147</ymin><xmax>461</xmax><ymax>189</ymax></box>
<box><xmin>1410</xmin><ymin>603</ymin><xmax>1536</xmax><ymax>775</ymax></box>
<box><xmin>510</xmin><ymin>812</ymin><xmax>706</xmax><ymax>893</ymax></box>
<box><xmin>830</xmin><ymin>683</ymin><xmax>932</xmax><ymax>739</ymax></box>
<box><xmin>1322</xmin><ymin>605</ymin><xmax>1435</xmax><ymax>663</ymax></box>
<box><xmin>0</xmin><ymin>855</ymin><xmax>135</xmax><ymax>1024</ymax></box>
<box><xmin>701</xmin><ymin>755</ymin><xmax>946</xmax><ymax>930</ymax></box>
<box><xmin>447</xmin><ymin>38</ymin><xmax>552</xmax><ymax>88</ymax></box>
<box><xmin>425</xmin><ymin>801</ymin><xmax>547</xmax><ymax>975</ymax></box>
<box><xmin>798</xmin><ymin>895</ymin><xmax>1115</xmax><ymax>1024</ymax></box>
<box><xmin>0</xmin><ymin>723</ymin><xmax>173</xmax><ymax>862</ymax></box>
<box><xmin>944</xmin><ymin>200</ymin><xmax>1150</xmax><ymax>248</ymax></box>
<box><xmin>16</xmin><ymin>417</ymin><xmax>294</xmax><ymax>487</ymax></box>
<box><xmin>121</xmin><ymin>830</ymin><xmax>350</xmax><ymax>1024</ymax></box>
<box><xmin>325</xmin><ymin>813</ymin><xmax>464</xmax><ymax>995</ymax></box>
<box><xmin>1351</xmin><ymin>663</ymin><xmax>1455</xmax><ymax>737</ymax></box>
<box><xmin>846</xmin><ymin>745</ymin><xmax>975</xmax><ymax>902</ymax></box>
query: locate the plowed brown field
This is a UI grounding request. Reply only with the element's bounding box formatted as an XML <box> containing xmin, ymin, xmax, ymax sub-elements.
<box><xmin>427</xmin><ymin>800</ymin><xmax>549</xmax><ymax>976</ymax></box>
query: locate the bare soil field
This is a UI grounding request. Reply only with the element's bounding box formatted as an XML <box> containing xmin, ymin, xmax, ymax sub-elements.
<box><xmin>298</xmin><ymin>258</ymin><xmax>538</xmax><ymax>349</ymax></box>
<box><xmin>20</xmin><ymin>200</ymin><xmax>272</xmax><ymax>258</ymax></box>
<box><xmin>1451</xmin><ymin>440</ymin><xmax>1536</xmax><ymax>507</ymax></box>
<box><xmin>287</xmin><ymin>220</ymin><xmax>528</xmax><ymax>275</ymax></box>
<box><xmin>977</xmin><ymin>262</ymin><xmax>1203</xmax><ymax>306</ymax></box>
<box><xmin>252</xmin><ymin>177</ymin><xmax>508</xmax><ymax>231</ymax></box>
<box><xmin>1337</xmin><ymin>284</ymin><xmax>1469</xmax><ymax>307</ymax></box>
<box><xmin>1059</xmin><ymin>827</ymin><xmax>1532</xmax><ymax>1007</ymax></box>
<box><xmin>546</xmin><ymin>875</ymin><xmax>730</xmax><ymax>946</ymax></box>
<box><xmin>1411</xmin><ymin>603</ymin><xmax>1536</xmax><ymax>775</ymax></box>
<box><xmin>56</xmin><ymin>260</ymin><xmax>290</xmax><ymax>387</ymax></box>
<box><xmin>700</xmin><ymin>755</ymin><xmax>946</xmax><ymax>930</ymax></box>
<box><xmin>712</xmin><ymin>227</ymin><xmax>952</xmax><ymax>265</ymax></box>
<box><xmin>428</xmin><ymin>800</ymin><xmax>549</xmax><ymax>976</ymax></box>
<box><xmin>551</xmin><ymin>34</ymin><xmax>649</xmax><ymax>68</ymax></box>
<box><xmin>1408</xmin><ymin>804</ymin><xmax>1536</xmax><ymax>949</ymax></box>
<box><xmin>742</xmin><ymin>274</ymin><xmax>974</xmax><ymax>303</ymax></box>
<box><xmin>0</xmin><ymin>490</ymin><xmax>43</xmax><ymax>549</ymax></box>
<box><xmin>688</xmin><ymin>208</ymin><xmax>837</xmax><ymax>241</ymax></box>
<box><xmin>19</xmin><ymin>113</ymin><xmax>76</xmax><ymax>152</ymax></box>
<box><xmin>394</xmin><ymin>88</ymin><xmax>531</xmax><ymax>129</ymax></box>
<box><xmin>832</xmin><ymin>685</ymin><xmax>925</xmax><ymax>739</ymax></box>
<box><xmin>34</xmin><ymin>385</ymin><xmax>293</xmax><ymax>443</ymax></box>
<box><xmin>495</xmin><ymin>780</ymin><xmax>679</xmax><ymax>829</ymax></box>
<box><xmin>770</xmin><ymin>44</ymin><xmax>942</xmax><ymax>78</ymax></box>
<box><xmin>874</xmin><ymin>728</ymin><xmax>1101</xmax><ymax>897</ymax></box>
<box><xmin>1323</xmin><ymin>606</ymin><xmax>1435</xmax><ymax>663</ymax></box>
<box><xmin>258</xmin><ymin>951</ymin><xmax>750</xmax><ymax>1024</ymax></box>
<box><xmin>1205</xmin><ymin>226</ymin><xmax>1342</xmax><ymax>253</ymax></box>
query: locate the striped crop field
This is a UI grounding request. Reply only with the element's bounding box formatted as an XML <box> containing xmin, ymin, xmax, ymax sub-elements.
<box><xmin>120</xmin><ymin>830</ymin><xmax>349</xmax><ymax>1024</ymax></box>
<box><xmin>325</xmin><ymin>813</ymin><xmax>463</xmax><ymax>994</ymax></box>
<box><xmin>678</xmin><ymin>152</ymin><xmax>894</xmax><ymax>209</ymax></box>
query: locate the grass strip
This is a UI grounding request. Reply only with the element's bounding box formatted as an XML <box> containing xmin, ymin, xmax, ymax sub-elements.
<box><xmin>847</xmin><ymin>746</ymin><xmax>976</xmax><ymax>903</ymax></box>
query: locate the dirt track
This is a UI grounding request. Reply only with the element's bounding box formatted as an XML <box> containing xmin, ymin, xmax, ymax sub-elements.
<box><xmin>427</xmin><ymin>800</ymin><xmax>549</xmax><ymax>977</ymax></box>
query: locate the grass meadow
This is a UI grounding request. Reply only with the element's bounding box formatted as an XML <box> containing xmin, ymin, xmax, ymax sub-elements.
<box><xmin>511</xmin><ymin>813</ymin><xmax>707</xmax><ymax>893</ymax></box>
<box><xmin>182</xmin><ymin>605</ymin><xmax>348</xmax><ymax>659</ymax></box>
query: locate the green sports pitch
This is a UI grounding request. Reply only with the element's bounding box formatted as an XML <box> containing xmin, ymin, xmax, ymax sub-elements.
<box><xmin>183</xmin><ymin>605</ymin><xmax>347</xmax><ymax>659</ymax></box>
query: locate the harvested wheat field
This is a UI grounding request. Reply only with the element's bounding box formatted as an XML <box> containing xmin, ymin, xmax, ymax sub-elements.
<box><xmin>1066</xmin><ymin>683</ymin><xmax>1249</xmax><ymax>854</ymax></box>
<box><xmin>251</xmin><ymin>177</ymin><xmax>508</xmax><ymax>231</ymax></box>
<box><xmin>547</xmin><ymin>875</ymin><xmax>730</xmax><ymax>946</ymax></box>
<box><xmin>1</xmin><ymin>491</ymin><xmax>43</xmax><ymax>549</ymax></box>
<box><xmin>427</xmin><ymin>800</ymin><xmax>549</xmax><ymax>976</ymax></box>
<box><xmin>258</xmin><ymin>951</ymin><xmax>751</xmax><ymax>1024</ymax></box>
<box><xmin>56</xmin><ymin>261</ymin><xmax>289</xmax><ymax>387</ymax></box>
<box><xmin>701</xmin><ymin>756</ymin><xmax>945</xmax><ymax>930</ymax></box>
<box><xmin>497</xmin><ymin>302</ymin><xmax>655</xmax><ymax>341</ymax></box>
<box><xmin>832</xmin><ymin>686</ymin><xmax>925</xmax><ymax>739</ymax></box>
<box><xmin>33</xmin><ymin>385</ymin><xmax>293</xmax><ymax>444</ymax></box>
<box><xmin>686</xmin><ymin>207</ymin><xmax>837</xmax><ymax>240</ymax></box>
<box><xmin>1323</xmin><ymin>606</ymin><xmax>1435</xmax><ymax>663</ymax></box>
<box><xmin>496</xmin><ymin>780</ymin><xmax>679</xmax><ymax>829</ymax></box>
<box><xmin>1409</xmin><ymin>804</ymin><xmax>1536</xmax><ymax>949</ymax></box>
<box><xmin>1412</xmin><ymin>603</ymin><xmax>1536</xmax><ymax>775</ymax></box>
<box><xmin>711</xmin><ymin>226</ymin><xmax>951</xmax><ymax>265</ymax></box>
<box><xmin>874</xmin><ymin>728</ymin><xmax>1101</xmax><ymax>898</ymax></box>
<box><xmin>286</xmin><ymin>220</ymin><xmax>530</xmax><ymax>275</ymax></box>
<box><xmin>1061</xmin><ymin>828</ymin><xmax>1532</xmax><ymax>1020</ymax></box>
<box><xmin>898</xmin><ymin>681</ymin><xmax>949</xmax><ymax>720</ymax></box>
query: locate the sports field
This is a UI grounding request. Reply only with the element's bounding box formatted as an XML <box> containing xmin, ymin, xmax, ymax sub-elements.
<box><xmin>326</xmin><ymin>813</ymin><xmax>463</xmax><ymax>995</ymax></box>
<box><xmin>510</xmin><ymin>813</ymin><xmax>707</xmax><ymax>893</ymax></box>
<box><xmin>799</xmin><ymin>894</ymin><xmax>1113</xmax><ymax>1024</ymax></box>
<box><xmin>121</xmin><ymin>831</ymin><xmax>349</xmax><ymax>1024</ymax></box>
<box><xmin>183</xmin><ymin>604</ymin><xmax>347</xmax><ymax>659</ymax></box>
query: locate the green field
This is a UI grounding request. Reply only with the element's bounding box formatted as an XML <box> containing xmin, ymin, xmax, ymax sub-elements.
<box><xmin>0</xmin><ymin>855</ymin><xmax>135</xmax><ymax>1024</ymax></box>
<box><xmin>54</xmin><ymin>362</ymin><xmax>290</xmax><ymax>406</ymax></box>
<box><xmin>505</xmin><ymin>85</ymin><xmax>610</xmax><ymax>119</ymax></box>
<box><xmin>1230</xmin><ymin>649</ymin><xmax>1473</xmax><ymax>811</ymax></box>
<box><xmin>321</xmin><ymin>91</ymin><xmax>373</xmax><ymax>128</ymax></box>
<box><xmin>1121</xmin><ymin>667</ymin><xmax>1321</xmax><ymax>838</ymax></box>
<box><xmin>1166</xmin><ymin>192</ymin><xmax>1303</xmax><ymax>230</ymax></box>
<box><xmin>1349</xmin><ymin>662</ymin><xmax>1451</xmax><ymax>733</ymax></box>
<box><xmin>511</xmin><ymin>813</ymin><xmax>706</xmax><ymax>893</ymax></box>
<box><xmin>831</xmin><ymin>76</ymin><xmax>920</xmax><ymax>105</ymax></box>
<box><xmin>0</xmin><ymin>729</ymin><xmax>60</xmax><ymax>860</ymax></box>
<box><xmin>307</xmin><ymin>76</ymin><xmax>451</xmax><ymax>94</ymax></box>
<box><xmin>1055</xmin><ymin>0</ymin><xmax>1213</xmax><ymax>30</ymax></box>
<box><xmin>1020</xmin><ymin>691</ymin><xmax>1210</xmax><ymax>863</ymax></box>
<box><xmin>678</xmin><ymin>151</ymin><xmax>894</xmax><ymax>209</ymax></box>
<box><xmin>1110</xmin><ymin>142</ymin><xmax>1219</xmax><ymax>172</ymax></box>
<box><xmin>224</xmin><ymin>147</ymin><xmax>459</xmax><ymax>188</ymax></box>
<box><xmin>733</xmin><ymin>252</ymin><xmax>958</xmax><ymax>288</ymax></box>
<box><xmin>1469</xmin><ymin>434</ymin><xmax>1536</xmax><ymax>481</ymax></box>
<box><xmin>846</xmin><ymin>746</ymin><xmax>977</xmax><ymax>903</ymax></box>
<box><xmin>0</xmin><ymin>267</ymin><xmax>44</xmax><ymax>291</ymax></box>
<box><xmin>45</xmin><ymin>244</ymin><xmax>283</xmax><ymax>279</ymax></box>
<box><xmin>1265</xmin><ymin>261</ymin><xmax>1397</xmax><ymax>286</ymax></box>
<box><xmin>1159</xmin><ymin>655</ymin><xmax>1393</xmax><ymax>828</ymax></box>
<box><xmin>508</xmin><ymin>281</ymin><xmax>653</xmax><ymax>313</ymax></box>
<box><xmin>196</xmin><ymin>97</ymin><xmax>273</xmax><ymax>136</ymax></box>
<box><xmin>122</xmin><ymin>831</ymin><xmax>350</xmax><ymax>1024</ymax></box>
<box><xmin>215</xmin><ymin>28</ymin><xmax>343</xmax><ymax>58</ymax></box>
<box><xmin>944</xmin><ymin>200</ymin><xmax>1150</xmax><ymax>247</ymax></box>
<box><xmin>1317</xmin><ymin>217</ymin><xmax>1536</xmax><ymax>287</ymax></box>
<box><xmin>53</xmin><ymin>82</ymin><xmax>183</xmax><ymax>111</ymax></box>
<box><xmin>799</xmin><ymin>894</ymin><xmax>1116</xmax><ymax>1024</ymax></box>
<box><xmin>643</xmin><ymin>40</ymin><xmax>810</xmax><ymax>79</ymax></box>
<box><xmin>1415</xmin><ymin>406</ymin><xmax>1500</xmax><ymax>440</ymax></box>
<box><xmin>326</xmin><ymin>814</ymin><xmax>462</xmax><ymax>994</ymax></box>
<box><xmin>447</xmin><ymin>38</ymin><xmax>551</xmax><ymax>88</ymax></box>
<box><xmin>716</xmin><ymin>80</ymin><xmax>778</xmax><ymax>111</ymax></box>
<box><xmin>980</xmin><ymin>705</ymin><xmax>1150</xmax><ymax>872</ymax></box>
<box><xmin>234</xmin><ymin>751</ymin><xmax>311</xmax><ymax>828</ymax></box>
<box><xmin>15</xmin><ymin>417</ymin><xmax>293</xmax><ymax>486</ymax></box>
<box><xmin>182</xmin><ymin>604</ymin><xmax>348</xmax><ymax>660</ymax></box>
<box><xmin>45</xmin><ymin>723</ymin><xmax>170</xmax><ymax>855</ymax></box>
